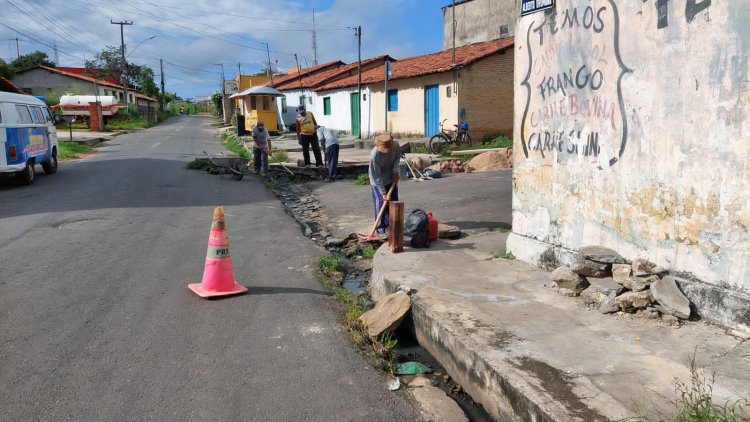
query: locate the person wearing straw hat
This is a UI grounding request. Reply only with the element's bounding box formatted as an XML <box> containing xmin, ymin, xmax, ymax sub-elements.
<box><xmin>251</xmin><ymin>120</ymin><xmax>271</xmax><ymax>176</ymax></box>
<box><xmin>368</xmin><ymin>132</ymin><xmax>401</xmax><ymax>235</ymax></box>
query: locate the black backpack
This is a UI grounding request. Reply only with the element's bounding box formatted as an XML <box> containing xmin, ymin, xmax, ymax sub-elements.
<box><xmin>404</xmin><ymin>209</ymin><xmax>430</xmax><ymax>248</ymax></box>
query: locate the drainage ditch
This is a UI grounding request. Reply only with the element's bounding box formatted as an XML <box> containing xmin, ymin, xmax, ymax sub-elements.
<box><xmin>266</xmin><ymin>174</ymin><xmax>491</xmax><ymax>421</ymax></box>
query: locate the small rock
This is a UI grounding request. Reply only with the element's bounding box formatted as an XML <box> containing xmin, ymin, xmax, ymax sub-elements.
<box><xmin>587</xmin><ymin>277</ymin><xmax>625</xmax><ymax>296</ymax></box>
<box><xmin>550</xmin><ymin>267</ymin><xmax>590</xmax><ymax>293</ymax></box>
<box><xmin>544</xmin><ymin>280</ymin><xmax>558</xmax><ymax>288</ymax></box>
<box><xmin>559</xmin><ymin>288</ymin><xmax>579</xmax><ymax>297</ymax></box>
<box><xmin>408</xmin><ymin>376</ymin><xmax>434</xmax><ymax>388</ymax></box>
<box><xmin>615</xmin><ymin>290</ymin><xmax>654</xmax><ymax>310</ymax></box>
<box><xmin>662</xmin><ymin>314</ymin><xmax>679</xmax><ymax>324</ymax></box>
<box><xmin>571</xmin><ymin>262</ymin><xmax>609</xmax><ymax>278</ymax></box>
<box><xmin>581</xmin><ymin>287</ymin><xmax>608</xmax><ymax>305</ymax></box>
<box><xmin>621</xmin><ymin>275</ymin><xmax>659</xmax><ymax>292</ymax></box>
<box><xmin>612</xmin><ymin>264</ymin><xmax>632</xmax><ymax>284</ymax></box>
<box><xmin>438</xmin><ymin>223</ymin><xmax>461</xmax><ymax>239</ymax></box>
<box><xmin>599</xmin><ymin>292</ymin><xmax>620</xmax><ymax>314</ymax></box>
<box><xmin>579</xmin><ymin>245</ymin><xmax>627</xmax><ymax>264</ymax></box>
<box><xmin>398</xmin><ymin>285</ymin><xmax>414</xmax><ymax>295</ymax></box>
<box><xmin>651</xmin><ymin>276</ymin><xmax>691</xmax><ymax>320</ymax></box>
<box><xmin>632</xmin><ymin>258</ymin><xmax>667</xmax><ymax>276</ymax></box>
<box><xmin>388</xmin><ymin>378</ymin><xmax>401</xmax><ymax>391</ymax></box>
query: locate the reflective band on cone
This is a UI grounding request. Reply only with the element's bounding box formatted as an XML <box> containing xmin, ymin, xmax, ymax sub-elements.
<box><xmin>188</xmin><ymin>206</ymin><xmax>248</xmax><ymax>298</ymax></box>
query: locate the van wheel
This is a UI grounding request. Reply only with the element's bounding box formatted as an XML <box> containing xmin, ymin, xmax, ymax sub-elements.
<box><xmin>19</xmin><ymin>161</ymin><xmax>35</xmax><ymax>185</ymax></box>
<box><xmin>42</xmin><ymin>152</ymin><xmax>58</xmax><ymax>174</ymax></box>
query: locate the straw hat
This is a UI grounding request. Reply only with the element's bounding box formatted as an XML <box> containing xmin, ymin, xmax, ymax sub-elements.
<box><xmin>375</xmin><ymin>132</ymin><xmax>397</xmax><ymax>154</ymax></box>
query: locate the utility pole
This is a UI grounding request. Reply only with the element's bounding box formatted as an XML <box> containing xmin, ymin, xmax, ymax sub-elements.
<box><xmin>294</xmin><ymin>54</ymin><xmax>303</xmax><ymax>90</ymax></box>
<box><xmin>265</xmin><ymin>43</ymin><xmax>273</xmax><ymax>83</ymax></box>
<box><xmin>53</xmin><ymin>41</ymin><xmax>59</xmax><ymax>66</ymax></box>
<box><xmin>15</xmin><ymin>37</ymin><xmax>19</xmax><ymax>58</ymax></box>
<box><xmin>110</xmin><ymin>20</ymin><xmax>133</xmax><ymax>107</ymax></box>
<box><xmin>160</xmin><ymin>58</ymin><xmax>166</xmax><ymax>111</ymax></box>
<box><xmin>356</xmin><ymin>26</ymin><xmax>362</xmax><ymax>139</ymax></box>
<box><xmin>311</xmin><ymin>8</ymin><xmax>318</xmax><ymax>66</ymax></box>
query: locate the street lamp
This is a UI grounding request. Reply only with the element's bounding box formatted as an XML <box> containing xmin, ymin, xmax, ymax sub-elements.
<box><xmin>127</xmin><ymin>35</ymin><xmax>157</xmax><ymax>59</ymax></box>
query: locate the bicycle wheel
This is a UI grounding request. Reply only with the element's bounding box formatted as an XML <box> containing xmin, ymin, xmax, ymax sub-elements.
<box><xmin>457</xmin><ymin>132</ymin><xmax>472</xmax><ymax>148</ymax></box>
<box><xmin>429</xmin><ymin>135</ymin><xmax>447</xmax><ymax>154</ymax></box>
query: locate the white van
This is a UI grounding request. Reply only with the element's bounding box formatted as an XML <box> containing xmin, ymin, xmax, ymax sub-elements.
<box><xmin>0</xmin><ymin>92</ymin><xmax>59</xmax><ymax>185</ymax></box>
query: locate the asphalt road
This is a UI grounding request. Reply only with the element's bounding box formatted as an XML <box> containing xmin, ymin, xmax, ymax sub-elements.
<box><xmin>309</xmin><ymin>168</ymin><xmax>513</xmax><ymax>239</ymax></box>
<box><xmin>0</xmin><ymin>116</ymin><xmax>420</xmax><ymax>421</ymax></box>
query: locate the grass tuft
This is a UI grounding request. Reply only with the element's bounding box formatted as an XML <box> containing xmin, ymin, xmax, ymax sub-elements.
<box><xmin>353</xmin><ymin>173</ymin><xmax>369</xmax><ymax>185</ymax></box>
<box><xmin>493</xmin><ymin>250</ymin><xmax>515</xmax><ymax>260</ymax></box>
<box><xmin>186</xmin><ymin>158</ymin><xmax>212</xmax><ymax>170</ymax></box>
<box><xmin>58</xmin><ymin>141</ymin><xmax>93</xmax><ymax>160</ymax></box>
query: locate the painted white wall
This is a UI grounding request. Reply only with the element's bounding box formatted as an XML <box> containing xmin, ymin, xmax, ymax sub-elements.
<box><xmin>369</xmin><ymin>73</ymin><xmax>458</xmax><ymax>137</ymax></box>
<box><xmin>314</xmin><ymin>87</ymin><xmax>372</xmax><ymax>137</ymax></box>
<box><xmin>509</xmin><ymin>0</ymin><xmax>750</xmax><ymax>330</ymax></box>
<box><xmin>275</xmin><ymin>88</ymin><xmax>314</xmax><ymax>129</ymax></box>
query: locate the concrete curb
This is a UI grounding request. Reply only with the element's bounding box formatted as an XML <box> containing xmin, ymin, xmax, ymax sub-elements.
<box><xmin>371</xmin><ymin>261</ymin><xmax>568</xmax><ymax>421</ymax></box>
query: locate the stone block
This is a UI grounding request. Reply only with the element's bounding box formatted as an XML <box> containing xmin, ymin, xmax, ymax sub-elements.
<box><xmin>612</xmin><ymin>264</ymin><xmax>632</xmax><ymax>284</ymax></box>
<box><xmin>615</xmin><ymin>290</ymin><xmax>654</xmax><ymax>310</ymax></box>
<box><xmin>359</xmin><ymin>291</ymin><xmax>411</xmax><ymax>339</ymax></box>
<box><xmin>651</xmin><ymin>276</ymin><xmax>691</xmax><ymax>320</ymax></box>
<box><xmin>550</xmin><ymin>267</ymin><xmax>589</xmax><ymax>293</ymax></box>
<box><xmin>578</xmin><ymin>245</ymin><xmax>626</xmax><ymax>264</ymax></box>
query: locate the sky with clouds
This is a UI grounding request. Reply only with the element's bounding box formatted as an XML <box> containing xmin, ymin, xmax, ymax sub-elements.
<box><xmin>0</xmin><ymin>0</ymin><xmax>450</xmax><ymax>99</ymax></box>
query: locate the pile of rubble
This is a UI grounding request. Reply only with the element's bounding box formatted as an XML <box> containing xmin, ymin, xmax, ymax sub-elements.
<box><xmin>549</xmin><ymin>246</ymin><xmax>692</xmax><ymax>324</ymax></box>
<box><xmin>420</xmin><ymin>148</ymin><xmax>514</xmax><ymax>174</ymax></box>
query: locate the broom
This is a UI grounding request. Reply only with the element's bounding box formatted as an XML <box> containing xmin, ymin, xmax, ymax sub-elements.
<box><xmin>357</xmin><ymin>182</ymin><xmax>397</xmax><ymax>242</ymax></box>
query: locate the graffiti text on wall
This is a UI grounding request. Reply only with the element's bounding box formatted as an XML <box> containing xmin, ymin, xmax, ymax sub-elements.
<box><xmin>520</xmin><ymin>0</ymin><xmax>631</xmax><ymax>167</ymax></box>
<box><xmin>655</xmin><ymin>0</ymin><xmax>712</xmax><ymax>29</ymax></box>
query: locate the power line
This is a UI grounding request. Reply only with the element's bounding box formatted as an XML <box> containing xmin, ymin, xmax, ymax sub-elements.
<box><xmin>0</xmin><ymin>18</ymin><xmax>86</xmax><ymax>63</ymax></box>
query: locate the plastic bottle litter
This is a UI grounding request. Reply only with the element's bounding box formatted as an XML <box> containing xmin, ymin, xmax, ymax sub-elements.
<box><xmin>395</xmin><ymin>361</ymin><xmax>432</xmax><ymax>375</ymax></box>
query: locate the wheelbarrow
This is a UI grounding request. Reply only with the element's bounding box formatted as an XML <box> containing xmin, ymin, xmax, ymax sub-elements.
<box><xmin>203</xmin><ymin>151</ymin><xmax>249</xmax><ymax>181</ymax></box>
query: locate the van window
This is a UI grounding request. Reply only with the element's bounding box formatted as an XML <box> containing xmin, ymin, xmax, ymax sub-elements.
<box><xmin>15</xmin><ymin>105</ymin><xmax>32</xmax><ymax>124</ymax></box>
<box><xmin>30</xmin><ymin>107</ymin><xmax>45</xmax><ymax>124</ymax></box>
<box><xmin>41</xmin><ymin>107</ymin><xmax>53</xmax><ymax>123</ymax></box>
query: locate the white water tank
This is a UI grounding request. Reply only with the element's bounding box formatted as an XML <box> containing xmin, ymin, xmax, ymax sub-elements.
<box><xmin>59</xmin><ymin>95</ymin><xmax>119</xmax><ymax>108</ymax></box>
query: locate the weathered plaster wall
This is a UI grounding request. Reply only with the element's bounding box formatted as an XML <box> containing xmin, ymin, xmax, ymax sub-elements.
<box><xmin>443</xmin><ymin>0</ymin><xmax>518</xmax><ymax>49</ymax></box>
<box><xmin>509</xmin><ymin>1</ymin><xmax>750</xmax><ymax>331</ymax></box>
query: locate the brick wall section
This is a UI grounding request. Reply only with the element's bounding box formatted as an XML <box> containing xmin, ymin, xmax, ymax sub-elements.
<box><xmin>458</xmin><ymin>50</ymin><xmax>514</xmax><ymax>140</ymax></box>
<box><xmin>88</xmin><ymin>102</ymin><xmax>103</xmax><ymax>132</ymax></box>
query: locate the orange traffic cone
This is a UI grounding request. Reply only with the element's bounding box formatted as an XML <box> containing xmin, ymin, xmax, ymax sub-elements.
<box><xmin>188</xmin><ymin>206</ymin><xmax>248</xmax><ymax>298</ymax></box>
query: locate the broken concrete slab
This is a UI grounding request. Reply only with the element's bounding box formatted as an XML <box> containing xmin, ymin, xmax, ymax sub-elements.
<box><xmin>651</xmin><ymin>276</ymin><xmax>691</xmax><ymax>320</ymax></box>
<box><xmin>578</xmin><ymin>246</ymin><xmax>626</xmax><ymax>264</ymax></box>
<box><xmin>358</xmin><ymin>291</ymin><xmax>411</xmax><ymax>339</ymax></box>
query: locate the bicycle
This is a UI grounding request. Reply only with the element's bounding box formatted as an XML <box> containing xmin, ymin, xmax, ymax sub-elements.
<box><xmin>428</xmin><ymin>119</ymin><xmax>472</xmax><ymax>154</ymax></box>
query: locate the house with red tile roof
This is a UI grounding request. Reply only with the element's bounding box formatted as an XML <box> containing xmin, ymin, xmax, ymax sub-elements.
<box><xmin>12</xmin><ymin>66</ymin><xmax>159</xmax><ymax>120</ymax></box>
<box><xmin>272</xmin><ymin>57</ymin><xmax>392</xmax><ymax>132</ymax></box>
<box><xmin>315</xmin><ymin>37</ymin><xmax>515</xmax><ymax>139</ymax></box>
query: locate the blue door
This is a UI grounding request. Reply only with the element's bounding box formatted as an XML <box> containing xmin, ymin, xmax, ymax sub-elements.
<box><xmin>424</xmin><ymin>85</ymin><xmax>439</xmax><ymax>137</ymax></box>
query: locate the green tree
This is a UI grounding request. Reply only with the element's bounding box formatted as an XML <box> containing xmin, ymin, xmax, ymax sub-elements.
<box><xmin>10</xmin><ymin>51</ymin><xmax>55</xmax><ymax>73</ymax></box>
<box><xmin>0</xmin><ymin>58</ymin><xmax>13</xmax><ymax>79</ymax></box>
<box><xmin>132</xmin><ymin>65</ymin><xmax>159</xmax><ymax>98</ymax></box>
<box><xmin>212</xmin><ymin>92</ymin><xmax>223</xmax><ymax>115</ymax></box>
<box><xmin>85</xmin><ymin>46</ymin><xmax>159</xmax><ymax>97</ymax></box>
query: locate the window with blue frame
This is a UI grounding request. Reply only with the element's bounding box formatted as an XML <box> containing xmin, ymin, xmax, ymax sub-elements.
<box><xmin>387</xmin><ymin>89</ymin><xmax>398</xmax><ymax>111</ymax></box>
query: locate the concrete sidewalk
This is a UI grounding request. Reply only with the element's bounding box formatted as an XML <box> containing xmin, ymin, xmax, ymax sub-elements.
<box><xmin>59</xmin><ymin>130</ymin><xmax>123</xmax><ymax>146</ymax></box>
<box><xmin>370</xmin><ymin>232</ymin><xmax>750</xmax><ymax>421</ymax></box>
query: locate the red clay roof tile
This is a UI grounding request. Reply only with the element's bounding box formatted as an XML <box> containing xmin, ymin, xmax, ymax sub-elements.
<box><xmin>316</xmin><ymin>37</ymin><xmax>514</xmax><ymax>92</ymax></box>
